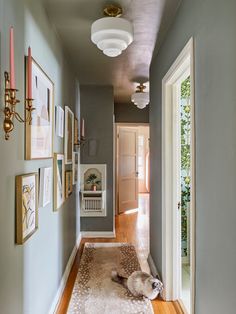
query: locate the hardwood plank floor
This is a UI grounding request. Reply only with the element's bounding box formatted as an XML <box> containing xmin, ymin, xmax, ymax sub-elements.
<box><xmin>56</xmin><ymin>194</ymin><xmax>182</xmax><ymax>314</ymax></box>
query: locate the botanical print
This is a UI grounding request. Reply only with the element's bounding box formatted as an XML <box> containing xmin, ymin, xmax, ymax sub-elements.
<box><xmin>67</xmin><ymin>112</ymin><xmax>72</xmax><ymax>160</ymax></box>
<box><xmin>54</xmin><ymin>154</ymin><xmax>65</xmax><ymax>211</ymax></box>
<box><xmin>55</xmin><ymin>105</ymin><xmax>64</xmax><ymax>138</ymax></box>
<box><xmin>39</xmin><ymin>167</ymin><xmax>52</xmax><ymax>208</ymax></box>
<box><xmin>57</xmin><ymin>159</ymin><xmax>63</xmax><ymax>203</ymax></box>
<box><xmin>64</xmin><ymin>106</ymin><xmax>74</xmax><ymax>164</ymax></box>
<box><xmin>26</xmin><ymin>59</ymin><xmax>54</xmax><ymax>159</ymax></box>
<box><xmin>22</xmin><ymin>175</ymin><xmax>36</xmax><ymax>238</ymax></box>
<box><xmin>65</xmin><ymin>171</ymin><xmax>73</xmax><ymax>198</ymax></box>
<box><xmin>73</xmin><ymin>152</ymin><xmax>79</xmax><ymax>185</ymax></box>
<box><xmin>16</xmin><ymin>173</ymin><xmax>38</xmax><ymax>244</ymax></box>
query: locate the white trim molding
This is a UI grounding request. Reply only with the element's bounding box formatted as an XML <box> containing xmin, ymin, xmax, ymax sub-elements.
<box><xmin>49</xmin><ymin>233</ymin><xmax>82</xmax><ymax>314</ymax></box>
<box><xmin>81</xmin><ymin>231</ymin><xmax>116</xmax><ymax>238</ymax></box>
<box><xmin>162</xmin><ymin>37</ymin><xmax>195</xmax><ymax>313</ymax></box>
<box><xmin>147</xmin><ymin>254</ymin><xmax>161</xmax><ymax>279</ymax></box>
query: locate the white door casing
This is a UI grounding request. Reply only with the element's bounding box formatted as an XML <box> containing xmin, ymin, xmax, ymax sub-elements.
<box><xmin>161</xmin><ymin>38</ymin><xmax>195</xmax><ymax>313</ymax></box>
<box><xmin>118</xmin><ymin>127</ymin><xmax>139</xmax><ymax>213</ymax></box>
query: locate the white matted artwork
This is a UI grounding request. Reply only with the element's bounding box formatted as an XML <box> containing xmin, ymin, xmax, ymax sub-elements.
<box><xmin>39</xmin><ymin>167</ymin><xmax>52</xmax><ymax>208</ymax></box>
<box><xmin>53</xmin><ymin>153</ymin><xmax>65</xmax><ymax>211</ymax></box>
<box><xmin>55</xmin><ymin>106</ymin><xmax>64</xmax><ymax>138</ymax></box>
<box><xmin>64</xmin><ymin>106</ymin><xmax>74</xmax><ymax>164</ymax></box>
<box><xmin>73</xmin><ymin>152</ymin><xmax>80</xmax><ymax>185</ymax></box>
<box><xmin>25</xmin><ymin>58</ymin><xmax>54</xmax><ymax>160</ymax></box>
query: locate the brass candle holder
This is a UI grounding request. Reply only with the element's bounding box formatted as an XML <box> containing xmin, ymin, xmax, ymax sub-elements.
<box><xmin>3</xmin><ymin>71</ymin><xmax>35</xmax><ymax>140</ymax></box>
<box><xmin>74</xmin><ymin>136</ymin><xmax>86</xmax><ymax>147</ymax></box>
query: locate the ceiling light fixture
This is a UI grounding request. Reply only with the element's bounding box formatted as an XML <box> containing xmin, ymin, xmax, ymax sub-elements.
<box><xmin>91</xmin><ymin>4</ymin><xmax>133</xmax><ymax>58</ymax></box>
<box><xmin>131</xmin><ymin>83</ymin><xmax>150</xmax><ymax>109</ymax></box>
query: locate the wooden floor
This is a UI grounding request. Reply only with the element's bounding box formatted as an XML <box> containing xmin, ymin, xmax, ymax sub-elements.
<box><xmin>56</xmin><ymin>195</ymin><xmax>183</xmax><ymax>314</ymax></box>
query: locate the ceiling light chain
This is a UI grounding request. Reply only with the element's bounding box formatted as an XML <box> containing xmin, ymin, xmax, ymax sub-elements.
<box><xmin>103</xmin><ymin>4</ymin><xmax>123</xmax><ymax>17</ymax></box>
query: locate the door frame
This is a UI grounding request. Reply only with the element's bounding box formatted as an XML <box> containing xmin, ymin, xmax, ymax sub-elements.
<box><xmin>115</xmin><ymin>122</ymin><xmax>149</xmax><ymax>215</ymax></box>
<box><xmin>161</xmin><ymin>38</ymin><xmax>195</xmax><ymax>313</ymax></box>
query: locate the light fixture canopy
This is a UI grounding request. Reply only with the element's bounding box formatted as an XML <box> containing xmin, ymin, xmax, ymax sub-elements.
<box><xmin>91</xmin><ymin>4</ymin><xmax>133</xmax><ymax>57</ymax></box>
<box><xmin>131</xmin><ymin>83</ymin><xmax>150</xmax><ymax>109</ymax></box>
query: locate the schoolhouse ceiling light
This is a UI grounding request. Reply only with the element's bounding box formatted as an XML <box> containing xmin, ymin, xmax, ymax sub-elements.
<box><xmin>91</xmin><ymin>4</ymin><xmax>133</xmax><ymax>58</ymax></box>
<box><xmin>131</xmin><ymin>83</ymin><xmax>150</xmax><ymax>109</ymax></box>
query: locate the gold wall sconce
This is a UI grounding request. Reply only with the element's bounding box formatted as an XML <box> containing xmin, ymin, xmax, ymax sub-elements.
<box><xmin>3</xmin><ymin>27</ymin><xmax>35</xmax><ymax>140</ymax></box>
<box><xmin>3</xmin><ymin>71</ymin><xmax>34</xmax><ymax>140</ymax></box>
<box><xmin>74</xmin><ymin>136</ymin><xmax>86</xmax><ymax>148</ymax></box>
<box><xmin>74</xmin><ymin>118</ymin><xmax>86</xmax><ymax>147</ymax></box>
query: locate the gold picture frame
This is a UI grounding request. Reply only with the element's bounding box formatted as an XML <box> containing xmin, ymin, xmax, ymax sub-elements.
<box><xmin>53</xmin><ymin>153</ymin><xmax>65</xmax><ymax>211</ymax></box>
<box><xmin>65</xmin><ymin>170</ymin><xmax>73</xmax><ymax>198</ymax></box>
<box><xmin>16</xmin><ymin>173</ymin><xmax>38</xmax><ymax>244</ymax></box>
<box><xmin>25</xmin><ymin>57</ymin><xmax>54</xmax><ymax>160</ymax></box>
<box><xmin>64</xmin><ymin>106</ymin><xmax>74</xmax><ymax>164</ymax></box>
<box><xmin>72</xmin><ymin>152</ymin><xmax>79</xmax><ymax>185</ymax></box>
<box><xmin>74</xmin><ymin>117</ymin><xmax>79</xmax><ymax>145</ymax></box>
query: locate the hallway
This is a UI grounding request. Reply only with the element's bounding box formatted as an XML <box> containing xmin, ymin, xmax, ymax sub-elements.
<box><xmin>57</xmin><ymin>194</ymin><xmax>182</xmax><ymax>314</ymax></box>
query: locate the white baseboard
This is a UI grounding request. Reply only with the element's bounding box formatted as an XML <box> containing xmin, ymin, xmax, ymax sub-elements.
<box><xmin>48</xmin><ymin>233</ymin><xmax>82</xmax><ymax>314</ymax></box>
<box><xmin>148</xmin><ymin>254</ymin><xmax>161</xmax><ymax>280</ymax></box>
<box><xmin>81</xmin><ymin>231</ymin><xmax>116</xmax><ymax>238</ymax></box>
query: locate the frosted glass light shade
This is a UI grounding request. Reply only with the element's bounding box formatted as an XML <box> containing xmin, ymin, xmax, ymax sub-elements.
<box><xmin>131</xmin><ymin>91</ymin><xmax>150</xmax><ymax>109</ymax></box>
<box><xmin>91</xmin><ymin>17</ymin><xmax>133</xmax><ymax>57</ymax></box>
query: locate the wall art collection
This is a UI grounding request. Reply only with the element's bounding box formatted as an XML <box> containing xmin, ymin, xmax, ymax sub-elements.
<box><xmin>11</xmin><ymin>44</ymin><xmax>84</xmax><ymax>244</ymax></box>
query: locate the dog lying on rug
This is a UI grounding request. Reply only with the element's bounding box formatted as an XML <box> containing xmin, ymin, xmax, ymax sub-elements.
<box><xmin>111</xmin><ymin>270</ymin><xmax>163</xmax><ymax>300</ymax></box>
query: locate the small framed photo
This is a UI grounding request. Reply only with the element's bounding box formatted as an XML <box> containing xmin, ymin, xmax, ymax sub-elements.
<box><xmin>39</xmin><ymin>167</ymin><xmax>52</xmax><ymax>208</ymax></box>
<box><xmin>74</xmin><ymin>117</ymin><xmax>79</xmax><ymax>145</ymax></box>
<box><xmin>54</xmin><ymin>153</ymin><xmax>65</xmax><ymax>211</ymax></box>
<box><xmin>65</xmin><ymin>170</ymin><xmax>73</xmax><ymax>198</ymax></box>
<box><xmin>64</xmin><ymin>106</ymin><xmax>74</xmax><ymax>164</ymax></box>
<box><xmin>73</xmin><ymin>152</ymin><xmax>80</xmax><ymax>185</ymax></box>
<box><xmin>55</xmin><ymin>106</ymin><xmax>64</xmax><ymax>138</ymax></box>
<box><xmin>16</xmin><ymin>173</ymin><xmax>38</xmax><ymax>244</ymax></box>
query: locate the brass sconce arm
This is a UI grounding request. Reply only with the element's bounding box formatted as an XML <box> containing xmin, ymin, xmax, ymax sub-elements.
<box><xmin>3</xmin><ymin>71</ymin><xmax>35</xmax><ymax>140</ymax></box>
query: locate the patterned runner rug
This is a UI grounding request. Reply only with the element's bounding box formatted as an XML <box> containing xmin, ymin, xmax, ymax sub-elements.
<box><xmin>67</xmin><ymin>243</ymin><xmax>154</xmax><ymax>314</ymax></box>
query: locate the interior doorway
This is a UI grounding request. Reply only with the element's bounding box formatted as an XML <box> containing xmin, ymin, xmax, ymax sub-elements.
<box><xmin>162</xmin><ymin>38</ymin><xmax>195</xmax><ymax>314</ymax></box>
<box><xmin>115</xmin><ymin>123</ymin><xmax>150</xmax><ymax>272</ymax></box>
<box><xmin>115</xmin><ymin>123</ymin><xmax>150</xmax><ymax>215</ymax></box>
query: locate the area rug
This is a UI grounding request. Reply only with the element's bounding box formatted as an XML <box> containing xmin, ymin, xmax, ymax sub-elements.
<box><xmin>67</xmin><ymin>243</ymin><xmax>154</xmax><ymax>314</ymax></box>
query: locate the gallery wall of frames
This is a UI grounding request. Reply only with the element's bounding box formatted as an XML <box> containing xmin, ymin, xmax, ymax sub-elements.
<box><xmin>4</xmin><ymin>27</ymin><xmax>85</xmax><ymax>244</ymax></box>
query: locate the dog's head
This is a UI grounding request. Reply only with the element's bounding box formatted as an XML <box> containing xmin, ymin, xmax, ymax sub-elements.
<box><xmin>151</xmin><ymin>279</ymin><xmax>163</xmax><ymax>293</ymax></box>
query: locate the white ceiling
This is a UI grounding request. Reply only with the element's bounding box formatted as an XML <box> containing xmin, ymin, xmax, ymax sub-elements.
<box><xmin>43</xmin><ymin>0</ymin><xmax>181</xmax><ymax>103</ymax></box>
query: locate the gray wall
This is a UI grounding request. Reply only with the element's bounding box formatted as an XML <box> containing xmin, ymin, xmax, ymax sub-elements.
<box><xmin>115</xmin><ymin>103</ymin><xmax>149</xmax><ymax>123</ymax></box>
<box><xmin>80</xmin><ymin>85</ymin><xmax>114</xmax><ymax>232</ymax></box>
<box><xmin>150</xmin><ymin>0</ymin><xmax>236</xmax><ymax>313</ymax></box>
<box><xmin>0</xmin><ymin>0</ymin><xmax>80</xmax><ymax>313</ymax></box>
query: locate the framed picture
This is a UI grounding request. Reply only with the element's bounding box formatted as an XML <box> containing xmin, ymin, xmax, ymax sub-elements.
<box><xmin>55</xmin><ymin>106</ymin><xmax>64</xmax><ymax>138</ymax></box>
<box><xmin>16</xmin><ymin>173</ymin><xmax>38</xmax><ymax>244</ymax></box>
<box><xmin>74</xmin><ymin>117</ymin><xmax>79</xmax><ymax>145</ymax></box>
<box><xmin>39</xmin><ymin>167</ymin><xmax>52</xmax><ymax>208</ymax></box>
<box><xmin>73</xmin><ymin>152</ymin><xmax>80</xmax><ymax>185</ymax></box>
<box><xmin>25</xmin><ymin>58</ymin><xmax>54</xmax><ymax>160</ymax></box>
<box><xmin>64</xmin><ymin>106</ymin><xmax>74</xmax><ymax>164</ymax></box>
<box><xmin>53</xmin><ymin>153</ymin><xmax>65</xmax><ymax>211</ymax></box>
<box><xmin>65</xmin><ymin>170</ymin><xmax>73</xmax><ymax>198</ymax></box>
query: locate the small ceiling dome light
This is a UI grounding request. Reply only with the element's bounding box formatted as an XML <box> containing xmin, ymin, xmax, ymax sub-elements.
<box><xmin>91</xmin><ymin>4</ymin><xmax>133</xmax><ymax>57</ymax></box>
<box><xmin>131</xmin><ymin>83</ymin><xmax>150</xmax><ymax>109</ymax></box>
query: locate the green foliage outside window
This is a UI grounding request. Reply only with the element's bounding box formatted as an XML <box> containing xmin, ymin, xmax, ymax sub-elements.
<box><xmin>181</xmin><ymin>76</ymin><xmax>191</xmax><ymax>257</ymax></box>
